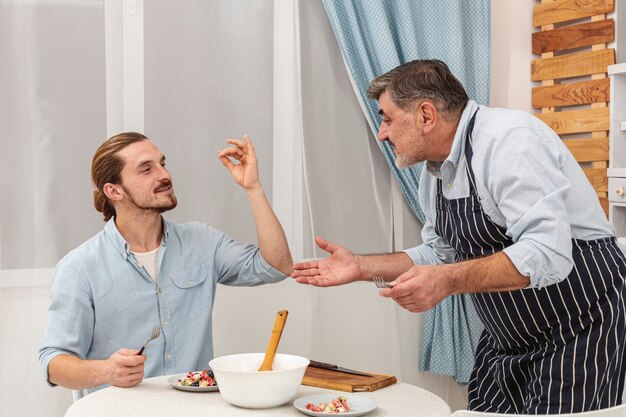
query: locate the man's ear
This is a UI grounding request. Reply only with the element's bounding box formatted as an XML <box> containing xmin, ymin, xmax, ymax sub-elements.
<box><xmin>103</xmin><ymin>183</ymin><xmax>124</xmax><ymax>202</ymax></box>
<box><xmin>418</xmin><ymin>101</ymin><xmax>438</xmax><ymax>134</ymax></box>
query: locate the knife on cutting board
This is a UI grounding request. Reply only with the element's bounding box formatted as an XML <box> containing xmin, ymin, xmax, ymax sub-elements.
<box><xmin>308</xmin><ymin>360</ymin><xmax>373</xmax><ymax>377</ymax></box>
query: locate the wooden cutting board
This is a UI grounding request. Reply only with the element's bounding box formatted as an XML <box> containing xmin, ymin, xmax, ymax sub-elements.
<box><xmin>301</xmin><ymin>366</ymin><xmax>397</xmax><ymax>392</ymax></box>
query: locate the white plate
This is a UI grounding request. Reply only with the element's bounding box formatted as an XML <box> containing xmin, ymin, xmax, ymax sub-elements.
<box><xmin>294</xmin><ymin>394</ymin><xmax>378</xmax><ymax>417</ymax></box>
<box><xmin>167</xmin><ymin>373</ymin><xmax>219</xmax><ymax>392</ymax></box>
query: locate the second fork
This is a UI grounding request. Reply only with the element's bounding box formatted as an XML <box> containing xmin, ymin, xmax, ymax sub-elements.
<box><xmin>373</xmin><ymin>276</ymin><xmax>393</xmax><ymax>289</ymax></box>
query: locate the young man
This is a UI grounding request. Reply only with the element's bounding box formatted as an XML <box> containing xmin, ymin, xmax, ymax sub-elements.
<box><xmin>293</xmin><ymin>60</ymin><xmax>626</xmax><ymax>413</ymax></box>
<box><xmin>39</xmin><ymin>132</ymin><xmax>292</xmax><ymax>394</ymax></box>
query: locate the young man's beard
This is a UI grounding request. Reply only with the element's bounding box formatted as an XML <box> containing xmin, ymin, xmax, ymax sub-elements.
<box><xmin>121</xmin><ymin>183</ymin><xmax>178</xmax><ymax>213</ymax></box>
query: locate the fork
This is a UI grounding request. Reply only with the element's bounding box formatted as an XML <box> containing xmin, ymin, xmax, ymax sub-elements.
<box><xmin>373</xmin><ymin>276</ymin><xmax>394</xmax><ymax>289</ymax></box>
<box><xmin>137</xmin><ymin>324</ymin><xmax>160</xmax><ymax>355</ymax></box>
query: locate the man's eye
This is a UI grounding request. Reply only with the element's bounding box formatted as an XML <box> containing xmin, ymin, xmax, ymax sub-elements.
<box><xmin>142</xmin><ymin>167</ymin><xmax>151</xmax><ymax>173</ymax></box>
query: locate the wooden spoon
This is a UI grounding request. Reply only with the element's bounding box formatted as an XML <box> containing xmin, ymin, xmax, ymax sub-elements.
<box><xmin>258</xmin><ymin>310</ymin><xmax>289</xmax><ymax>372</ymax></box>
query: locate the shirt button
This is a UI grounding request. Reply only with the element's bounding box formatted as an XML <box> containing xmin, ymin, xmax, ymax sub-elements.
<box><xmin>163</xmin><ymin>321</ymin><xmax>169</xmax><ymax>328</ymax></box>
<box><xmin>167</xmin><ymin>353</ymin><xmax>173</xmax><ymax>359</ymax></box>
<box><xmin>446</xmin><ymin>183</ymin><xmax>452</xmax><ymax>189</ymax></box>
<box><xmin>188</xmin><ymin>280</ymin><xmax>194</xmax><ymax>285</ymax></box>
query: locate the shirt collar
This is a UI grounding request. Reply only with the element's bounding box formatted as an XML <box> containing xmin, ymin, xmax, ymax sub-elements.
<box><xmin>104</xmin><ymin>216</ymin><xmax>169</xmax><ymax>259</ymax></box>
<box><xmin>425</xmin><ymin>100</ymin><xmax>479</xmax><ymax>178</ymax></box>
<box><xmin>162</xmin><ymin>220</ymin><xmax>170</xmax><ymax>243</ymax></box>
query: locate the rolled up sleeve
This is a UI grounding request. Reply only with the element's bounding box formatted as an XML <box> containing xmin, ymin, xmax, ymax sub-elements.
<box><xmin>211</xmin><ymin>230</ymin><xmax>287</xmax><ymax>286</ymax></box>
<box><xmin>38</xmin><ymin>260</ymin><xmax>95</xmax><ymax>386</ymax></box>
<box><xmin>490</xmin><ymin>127</ymin><xmax>574</xmax><ymax>288</ymax></box>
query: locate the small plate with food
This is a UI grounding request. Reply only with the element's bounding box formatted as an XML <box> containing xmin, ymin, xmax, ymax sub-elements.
<box><xmin>168</xmin><ymin>369</ymin><xmax>219</xmax><ymax>392</ymax></box>
<box><xmin>293</xmin><ymin>394</ymin><xmax>377</xmax><ymax>416</ymax></box>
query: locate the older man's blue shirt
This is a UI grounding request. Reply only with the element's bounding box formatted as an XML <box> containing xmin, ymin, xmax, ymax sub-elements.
<box><xmin>404</xmin><ymin>100</ymin><xmax>618</xmax><ymax>288</ymax></box>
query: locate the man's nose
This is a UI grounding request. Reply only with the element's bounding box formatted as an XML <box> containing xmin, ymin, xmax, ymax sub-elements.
<box><xmin>377</xmin><ymin>122</ymin><xmax>388</xmax><ymax>142</ymax></box>
<box><xmin>157</xmin><ymin>165</ymin><xmax>171</xmax><ymax>180</ymax></box>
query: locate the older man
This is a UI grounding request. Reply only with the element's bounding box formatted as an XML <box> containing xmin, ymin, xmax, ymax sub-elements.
<box><xmin>293</xmin><ymin>60</ymin><xmax>626</xmax><ymax>414</ymax></box>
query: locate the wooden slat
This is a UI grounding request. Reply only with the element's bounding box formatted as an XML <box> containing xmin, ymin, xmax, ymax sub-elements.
<box><xmin>532</xmin><ymin>19</ymin><xmax>613</xmax><ymax>54</ymax></box>
<box><xmin>532</xmin><ymin>78</ymin><xmax>609</xmax><ymax>108</ymax></box>
<box><xmin>563</xmin><ymin>137</ymin><xmax>609</xmax><ymax>162</ymax></box>
<box><xmin>531</xmin><ymin>49</ymin><xmax>614</xmax><ymax>81</ymax></box>
<box><xmin>533</xmin><ymin>0</ymin><xmax>614</xmax><ymax>27</ymax></box>
<box><xmin>583</xmin><ymin>167</ymin><xmax>607</xmax><ymax>192</ymax></box>
<box><xmin>535</xmin><ymin>107</ymin><xmax>609</xmax><ymax>134</ymax></box>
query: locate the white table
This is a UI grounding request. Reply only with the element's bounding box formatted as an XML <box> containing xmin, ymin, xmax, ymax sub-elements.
<box><xmin>65</xmin><ymin>376</ymin><xmax>452</xmax><ymax>417</ymax></box>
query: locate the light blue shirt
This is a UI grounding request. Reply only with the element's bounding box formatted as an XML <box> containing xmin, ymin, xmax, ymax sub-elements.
<box><xmin>404</xmin><ymin>100</ymin><xmax>617</xmax><ymax>288</ymax></box>
<box><xmin>39</xmin><ymin>218</ymin><xmax>287</xmax><ymax>394</ymax></box>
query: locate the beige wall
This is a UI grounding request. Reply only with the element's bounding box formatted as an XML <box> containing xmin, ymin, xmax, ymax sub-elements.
<box><xmin>491</xmin><ymin>0</ymin><xmax>534</xmax><ymax>112</ymax></box>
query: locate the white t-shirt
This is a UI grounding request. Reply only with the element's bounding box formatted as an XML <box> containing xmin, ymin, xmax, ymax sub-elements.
<box><xmin>132</xmin><ymin>247</ymin><xmax>159</xmax><ymax>282</ymax></box>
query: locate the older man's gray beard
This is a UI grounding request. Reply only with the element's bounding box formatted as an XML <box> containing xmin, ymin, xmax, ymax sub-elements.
<box><xmin>394</xmin><ymin>154</ymin><xmax>420</xmax><ymax>169</ymax></box>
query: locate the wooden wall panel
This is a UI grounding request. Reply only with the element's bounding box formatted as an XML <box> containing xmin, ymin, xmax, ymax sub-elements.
<box><xmin>535</xmin><ymin>107</ymin><xmax>610</xmax><ymax>135</ymax></box>
<box><xmin>532</xmin><ymin>0</ymin><xmax>613</xmax><ymax>216</ymax></box>
<box><xmin>532</xmin><ymin>78</ymin><xmax>609</xmax><ymax>108</ymax></box>
<box><xmin>531</xmin><ymin>49</ymin><xmax>615</xmax><ymax>81</ymax></box>
<box><xmin>532</xmin><ymin>19</ymin><xmax>613</xmax><ymax>54</ymax></box>
<box><xmin>533</xmin><ymin>0</ymin><xmax>614</xmax><ymax>27</ymax></box>
<box><xmin>563</xmin><ymin>137</ymin><xmax>609</xmax><ymax>162</ymax></box>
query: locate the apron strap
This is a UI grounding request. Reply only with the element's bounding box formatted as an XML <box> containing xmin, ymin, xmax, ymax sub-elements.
<box><xmin>463</xmin><ymin>109</ymin><xmax>479</xmax><ymax>196</ymax></box>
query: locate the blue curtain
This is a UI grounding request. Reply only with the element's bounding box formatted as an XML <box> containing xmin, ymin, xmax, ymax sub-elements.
<box><xmin>322</xmin><ymin>0</ymin><xmax>490</xmax><ymax>385</ymax></box>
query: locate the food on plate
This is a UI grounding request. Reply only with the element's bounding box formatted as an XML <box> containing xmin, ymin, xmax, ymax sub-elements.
<box><xmin>305</xmin><ymin>396</ymin><xmax>351</xmax><ymax>413</ymax></box>
<box><xmin>176</xmin><ymin>369</ymin><xmax>217</xmax><ymax>387</ymax></box>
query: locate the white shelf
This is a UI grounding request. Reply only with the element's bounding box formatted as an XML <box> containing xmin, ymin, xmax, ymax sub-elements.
<box><xmin>610</xmin><ymin>57</ymin><xmax>626</xmax><ymax>233</ymax></box>
<box><xmin>609</xmin><ymin>62</ymin><xmax>626</xmax><ymax>76</ymax></box>
<box><xmin>609</xmin><ymin>168</ymin><xmax>626</xmax><ymax>178</ymax></box>
<box><xmin>609</xmin><ymin>0</ymin><xmax>626</xmax><ymax>241</ymax></box>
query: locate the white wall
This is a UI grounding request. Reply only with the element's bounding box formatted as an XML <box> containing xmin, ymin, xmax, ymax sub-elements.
<box><xmin>0</xmin><ymin>279</ymin><xmax>72</xmax><ymax>416</ymax></box>
<box><xmin>490</xmin><ymin>0</ymin><xmax>533</xmax><ymax>112</ymax></box>
<box><xmin>0</xmin><ymin>2</ymin><xmax>537</xmax><ymax>416</ymax></box>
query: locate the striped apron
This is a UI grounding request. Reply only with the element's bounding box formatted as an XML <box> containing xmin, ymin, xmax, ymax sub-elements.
<box><xmin>435</xmin><ymin>112</ymin><xmax>626</xmax><ymax>414</ymax></box>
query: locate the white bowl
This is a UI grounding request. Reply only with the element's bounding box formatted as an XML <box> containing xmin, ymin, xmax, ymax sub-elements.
<box><xmin>209</xmin><ymin>353</ymin><xmax>309</xmax><ymax>409</ymax></box>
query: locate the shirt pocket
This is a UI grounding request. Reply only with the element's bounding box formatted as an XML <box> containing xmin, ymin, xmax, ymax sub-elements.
<box><xmin>169</xmin><ymin>263</ymin><xmax>213</xmax><ymax>321</ymax></box>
